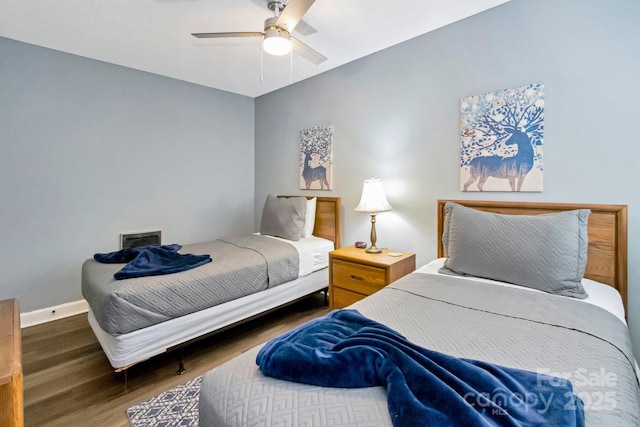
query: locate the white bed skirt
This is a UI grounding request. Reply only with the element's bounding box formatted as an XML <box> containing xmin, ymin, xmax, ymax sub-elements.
<box><xmin>88</xmin><ymin>267</ymin><xmax>329</xmax><ymax>370</ymax></box>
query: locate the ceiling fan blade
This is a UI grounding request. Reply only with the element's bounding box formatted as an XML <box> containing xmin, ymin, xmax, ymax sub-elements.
<box><xmin>293</xmin><ymin>19</ymin><xmax>317</xmax><ymax>36</ymax></box>
<box><xmin>291</xmin><ymin>37</ymin><xmax>326</xmax><ymax>65</ymax></box>
<box><xmin>275</xmin><ymin>0</ymin><xmax>316</xmax><ymax>33</ymax></box>
<box><xmin>192</xmin><ymin>32</ymin><xmax>263</xmax><ymax>39</ymax></box>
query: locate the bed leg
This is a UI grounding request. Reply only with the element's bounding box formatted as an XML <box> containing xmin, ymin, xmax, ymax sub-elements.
<box><xmin>323</xmin><ymin>288</ymin><xmax>329</xmax><ymax>308</ymax></box>
<box><xmin>177</xmin><ymin>348</ymin><xmax>186</xmax><ymax>375</ymax></box>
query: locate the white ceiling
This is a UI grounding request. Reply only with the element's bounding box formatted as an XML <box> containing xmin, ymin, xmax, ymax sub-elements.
<box><xmin>0</xmin><ymin>0</ymin><xmax>509</xmax><ymax>98</ymax></box>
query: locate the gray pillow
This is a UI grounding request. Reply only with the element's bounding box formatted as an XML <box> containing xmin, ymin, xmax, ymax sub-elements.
<box><xmin>260</xmin><ymin>195</ymin><xmax>307</xmax><ymax>241</ymax></box>
<box><xmin>440</xmin><ymin>202</ymin><xmax>590</xmax><ymax>299</ymax></box>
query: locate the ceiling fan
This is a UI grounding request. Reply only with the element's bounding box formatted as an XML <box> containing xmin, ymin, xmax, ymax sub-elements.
<box><xmin>191</xmin><ymin>0</ymin><xmax>327</xmax><ymax>65</ymax></box>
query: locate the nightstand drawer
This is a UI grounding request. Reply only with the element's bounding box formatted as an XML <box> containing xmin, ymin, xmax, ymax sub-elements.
<box><xmin>332</xmin><ymin>259</ymin><xmax>386</xmax><ymax>294</ymax></box>
<box><xmin>331</xmin><ymin>287</ymin><xmax>367</xmax><ymax>308</ymax></box>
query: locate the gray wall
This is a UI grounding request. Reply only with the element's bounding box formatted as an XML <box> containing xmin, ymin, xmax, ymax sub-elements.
<box><xmin>255</xmin><ymin>0</ymin><xmax>640</xmax><ymax>356</ymax></box>
<box><xmin>0</xmin><ymin>38</ymin><xmax>255</xmax><ymax>312</ymax></box>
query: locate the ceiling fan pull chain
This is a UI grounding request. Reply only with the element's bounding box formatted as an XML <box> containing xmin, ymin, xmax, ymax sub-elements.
<box><xmin>260</xmin><ymin>38</ymin><xmax>264</xmax><ymax>83</ymax></box>
<box><xmin>290</xmin><ymin>48</ymin><xmax>293</xmax><ymax>84</ymax></box>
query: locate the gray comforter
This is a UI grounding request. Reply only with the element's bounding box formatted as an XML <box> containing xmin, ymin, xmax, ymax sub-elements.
<box><xmin>82</xmin><ymin>235</ymin><xmax>299</xmax><ymax>335</ymax></box>
<box><xmin>200</xmin><ymin>272</ymin><xmax>640</xmax><ymax>426</ymax></box>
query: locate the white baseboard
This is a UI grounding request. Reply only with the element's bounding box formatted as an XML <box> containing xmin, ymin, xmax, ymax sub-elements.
<box><xmin>21</xmin><ymin>300</ymin><xmax>89</xmax><ymax>328</ymax></box>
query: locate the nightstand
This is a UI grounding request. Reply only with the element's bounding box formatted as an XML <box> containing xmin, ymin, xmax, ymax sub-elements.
<box><xmin>329</xmin><ymin>246</ymin><xmax>416</xmax><ymax>309</ymax></box>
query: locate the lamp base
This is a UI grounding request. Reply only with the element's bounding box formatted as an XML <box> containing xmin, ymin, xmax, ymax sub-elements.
<box><xmin>365</xmin><ymin>245</ymin><xmax>383</xmax><ymax>254</ymax></box>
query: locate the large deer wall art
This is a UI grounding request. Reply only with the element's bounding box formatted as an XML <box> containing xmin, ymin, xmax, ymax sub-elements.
<box><xmin>460</xmin><ymin>83</ymin><xmax>544</xmax><ymax>192</ymax></box>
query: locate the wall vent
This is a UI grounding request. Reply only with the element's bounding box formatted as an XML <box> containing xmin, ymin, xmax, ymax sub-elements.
<box><xmin>120</xmin><ymin>230</ymin><xmax>162</xmax><ymax>249</ymax></box>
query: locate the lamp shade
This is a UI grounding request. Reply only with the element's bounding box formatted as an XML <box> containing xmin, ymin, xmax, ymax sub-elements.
<box><xmin>355</xmin><ymin>178</ymin><xmax>393</xmax><ymax>213</ymax></box>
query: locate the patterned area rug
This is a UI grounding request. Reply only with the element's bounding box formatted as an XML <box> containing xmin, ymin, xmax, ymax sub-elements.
<box><xmin>126</xmin><ymin>375</ymin><xmax>202</xmax><ymax>427</ymax></box>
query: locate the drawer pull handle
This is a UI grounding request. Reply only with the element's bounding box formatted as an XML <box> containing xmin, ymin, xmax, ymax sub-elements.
<box><xmin>350</xmin><ymin>275</ymin><xmax>364</xmax><ymax>281</ymax></box>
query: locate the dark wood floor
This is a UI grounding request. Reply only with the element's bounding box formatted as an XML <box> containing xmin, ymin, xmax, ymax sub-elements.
<box><xmin>21</xmin><ymin>293</ymin><xmax>329</xmax><ymax>427</ymax></box>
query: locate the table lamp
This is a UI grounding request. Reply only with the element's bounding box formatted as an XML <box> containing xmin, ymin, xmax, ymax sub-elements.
<box><xmin>354</xmin><ymin>178</ymin><xmax>393</xmax><ymax>253</ymax></box>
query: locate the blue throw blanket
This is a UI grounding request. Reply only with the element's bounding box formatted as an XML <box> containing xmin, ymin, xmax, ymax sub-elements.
<box><xmin>257</xmin><ymin>309</ymin><xmax>584</xmax><ymax>427</ymax></box>
<box><xmin>94</xmin><ymin>244</ymin><xmax>211</xmax><ymax>280</ymax></box>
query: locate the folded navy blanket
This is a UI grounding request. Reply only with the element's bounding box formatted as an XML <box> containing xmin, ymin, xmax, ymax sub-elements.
<box><xmin>94</xmin><ymin>244</ymin><xmax>211</xmax><ymax>280</ymax></box>
<box><xmin>257</xmin><ymin>309</ymin><xmax>584</xmax><ymax>427</ymax></box>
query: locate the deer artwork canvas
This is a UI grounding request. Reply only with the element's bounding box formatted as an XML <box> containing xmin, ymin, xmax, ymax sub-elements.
<box><xmin>460</xmin><ymin>83</ymin><xmax>544</xmax><ymax>192</ymax></box>
<box><xmin>299</xmin><ymin>125</ymin><xmax>333</xmax><ymax>190</ymax></box>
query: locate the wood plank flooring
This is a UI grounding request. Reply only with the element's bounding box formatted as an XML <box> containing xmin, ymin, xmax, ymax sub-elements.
<box><xmin>21</xmin><ymin>293</ymin><xmax>329</xmax><ymax>427</ymax></box>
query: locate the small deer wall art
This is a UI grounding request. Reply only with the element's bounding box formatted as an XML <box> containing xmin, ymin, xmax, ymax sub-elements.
<box><xmin>299</xmin><ymin>125</ymin><xmax>333</xmax><ymax>190</ymax></box>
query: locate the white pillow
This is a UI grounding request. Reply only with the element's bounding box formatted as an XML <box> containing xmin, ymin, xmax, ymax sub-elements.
<box><xmin>302</xmin><ymin>197</ymin><xmax>317</xmax><ymax>238</ymax></box>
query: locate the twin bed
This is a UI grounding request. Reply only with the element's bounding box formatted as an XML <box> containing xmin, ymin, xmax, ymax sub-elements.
<box><xmin>81</xmin><ymin>196</ymin><xmax>342</xmax><ymax>371</ymax></box>
<box><xmin>197</xmin><ymin>200</ymin><xmax>639</xmax><ymax>426</ymax></box>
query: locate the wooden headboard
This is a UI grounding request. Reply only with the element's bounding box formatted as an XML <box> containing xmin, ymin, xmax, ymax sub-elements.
<box><xmin>436</xmin><ymin>200</ymin><xmax>628</xmax><ymax>313</ymax></box>
<box><xmin>280</xmin><ymin>196</ymin><xmax>342</xmax><ymax>249</ymax></box>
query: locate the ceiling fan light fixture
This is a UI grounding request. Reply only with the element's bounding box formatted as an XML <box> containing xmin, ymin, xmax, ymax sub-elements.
<box><xmin>191</xmin><ymin>0</ymin><xmax>326</xmax><ymax>65</ymax></box>
<box><xmin>263</xmin><ymin>27</ymin><xmax>291</xmax><ymax>56</ymax></box>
